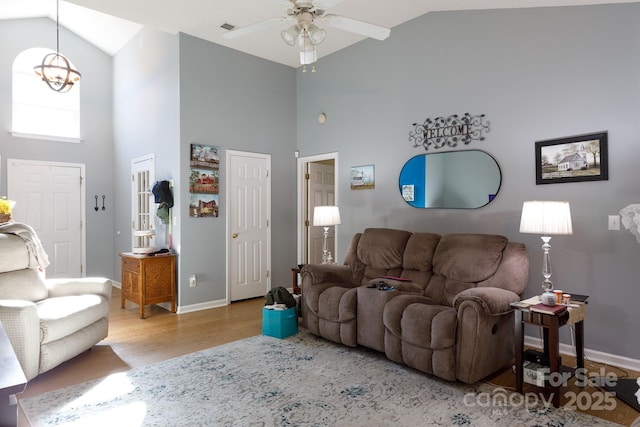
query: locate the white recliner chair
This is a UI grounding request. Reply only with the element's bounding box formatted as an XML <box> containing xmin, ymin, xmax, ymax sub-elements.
<box><xmin>0</xmin><ymin>224</ymin><xmax>112</xmax><ymax>380</ymax></box>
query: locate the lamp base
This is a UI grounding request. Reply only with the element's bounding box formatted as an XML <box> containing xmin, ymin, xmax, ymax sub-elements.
<box><xmin>540</xmin><ymin>291</ymin><xmax>557</xmax><ymax>306</ymax></box>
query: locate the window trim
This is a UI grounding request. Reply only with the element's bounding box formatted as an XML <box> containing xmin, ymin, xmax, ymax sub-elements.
<box><xmin>10</xmin><ymin>130</ymin><xmax>83</xmax><ymax>144</ymax></box>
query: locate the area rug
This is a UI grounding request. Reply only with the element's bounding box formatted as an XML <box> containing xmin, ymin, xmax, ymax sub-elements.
<box><xmin>20</xmin><ymin>329</ymin><xmax>620</xmax><ymax>427</ymax></box>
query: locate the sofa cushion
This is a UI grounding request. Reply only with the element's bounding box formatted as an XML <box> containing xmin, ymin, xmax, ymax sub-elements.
<box><xmin>356</xmin><ymin>228</ymin><xmax>412</xmax><ymax>283</ymax></box>
<box><xmin>37</xmin><ymin>295</ymin><xmax>109</xmax><ymax>344</ymax></box>
<box><xmin>401</xmin><ymin>303</ymin><xmax>457</xmax><ymax>350</ymax></box>
<box><xmin>400</xmin><ymin>232</ymin><xmax>440</xmax><ymax>290</ymax></box>
<box><xmin>402</xmin><ymin>232</ymin><xmax>440</xmax><ymax>272</ymax></box>
<box><xmin>432</xmin><ymin>234</ymin><xmax>508</xmax><ymax>282</ymax></box>
<box><xmin>0</xmin><ymin>268</ymin><xmax>48</xmax><ymax>302</ymax></box>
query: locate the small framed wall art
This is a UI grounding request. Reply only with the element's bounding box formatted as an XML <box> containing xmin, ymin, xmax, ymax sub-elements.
<box><xmin>350</xmin><ymin>165</ymin><xmax>375</xmax><ymax>190</ymax></box>
<box><xmin>189</xmin><ymin>144</ymin><xmax>220</xmax><ymax>217</ymax></box>
<box><xmin>535</xmin><ymin>131</ymin><xmax>608</xmax><ymax>185</ymax></box>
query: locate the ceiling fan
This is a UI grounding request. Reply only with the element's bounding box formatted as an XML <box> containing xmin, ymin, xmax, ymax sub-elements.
<box><xmin>222</xmin><ymin>0</ymin><xmax>390</xmax><ymax>69</ymax></box>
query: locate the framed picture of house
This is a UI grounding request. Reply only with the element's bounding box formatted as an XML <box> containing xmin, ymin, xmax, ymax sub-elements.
<box><xmin>189</xmin><ymin>144</ymin><xmax>220</xmax><ymax>217</ymax></box>
<box><xmin>535</xmin><ymin>131</ymin><xmax>608</xmax><ymax>185</ymax></box>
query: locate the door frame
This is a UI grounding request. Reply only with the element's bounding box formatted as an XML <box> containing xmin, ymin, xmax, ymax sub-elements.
<box><xmin>296</xmin><ymin>152</ymin><xmax>339</xmax><ymax>265</ymax></box>
<box><xmin>225</xmin><ymin>149</ymin><xmax>271</xmax><ymax>304</ymax></box>
<box><xmin>7</xmin><ymin>158</ymin><xmax>86</xmax><ymax>277</ymax></box>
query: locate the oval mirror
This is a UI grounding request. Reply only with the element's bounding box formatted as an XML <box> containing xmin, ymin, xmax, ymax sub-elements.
<box><xmin>399</xmin><ymin>150</ymin><xmax>501</xmax><ymax>209</ymax></box>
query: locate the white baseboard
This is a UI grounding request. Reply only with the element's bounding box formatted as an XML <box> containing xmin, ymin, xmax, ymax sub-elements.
<box><xmin>111</xmin><ymin>281</ymin><xmax>226</xmax><ymax>313</ymax></box>
<box><xmin>524</xmin><ymin>335</ymin><xmax>640</xmax><ymax>373</ymax></box>
<box><xmin>176</xmin><ymin>299</ymin><xmax>228</xmax><ymax>314</ymax></box>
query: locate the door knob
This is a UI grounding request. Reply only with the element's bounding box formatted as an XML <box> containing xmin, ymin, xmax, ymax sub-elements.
<box><xmin>232</xmin><ymin>233</ymin><xmax>238</xmax><ymax>239</ymax></box>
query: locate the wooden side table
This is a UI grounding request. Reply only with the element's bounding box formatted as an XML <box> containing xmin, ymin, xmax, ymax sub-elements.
<box><xmin>291</xmin><ymin>267</ymin><xmax>301</xmax><ymax>295</ymax></box>
<box><xmin>0</xmin><ymin>322</ymin><xmax>27</xmax><ymax>426</ymax></box>
<box><xmin>514</xmin><ymin>302</ymin><xmax>585</xmax><ymax>408</ymax></box>
<box><xmin>120</xmin><ymin>253</ymin><xmax>176</xmax><ymax>319</ymax></box>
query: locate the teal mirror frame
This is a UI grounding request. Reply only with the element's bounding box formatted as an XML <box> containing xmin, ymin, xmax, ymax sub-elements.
<box><xmin>398</xmin><ymin>150</ymin><xmax>502</xmax><ymax>209</ymax></box>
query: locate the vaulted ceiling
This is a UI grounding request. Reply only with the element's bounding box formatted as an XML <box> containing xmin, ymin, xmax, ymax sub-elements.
<box><xmin>1</xmin><ymin>0</ymin><xmax>636</xmax><ymax>68</ymax></box>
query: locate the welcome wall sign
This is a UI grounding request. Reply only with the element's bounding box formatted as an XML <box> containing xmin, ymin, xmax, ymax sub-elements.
<box><xmin>409</xmin><ymin>113</ymin><xmax>490</xmax><ymax>151</ymax></box>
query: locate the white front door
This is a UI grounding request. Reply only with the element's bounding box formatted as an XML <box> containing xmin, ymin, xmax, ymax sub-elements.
<box><xmin>227</xmin><ymin>151</ymin><xmax>270</xmax><ymax>301</ymax></box>
<box><xmin>7</xmin><ymin>159</ymin><xmax>84</xmax><ymax>278</ymax></box>
<box><xmin>307</xmin><ymin>161</ymin><xmax>336</xmax><ymax>264</ymax></box>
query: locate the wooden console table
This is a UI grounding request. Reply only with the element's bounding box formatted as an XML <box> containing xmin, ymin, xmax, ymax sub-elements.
<box><xmin>120</xmin><ymin>253</ymin><xmax>176</xmax><ymax>319</ymax></box>
<box><xmin>513</xmin><ymin>301</ymin><xmax>585</xmax><ymax>408</ymax></box>
<box><xmin>0</xmin><ymin>322</ymin><xmax>27</xmax><ymax>426</ymax></box>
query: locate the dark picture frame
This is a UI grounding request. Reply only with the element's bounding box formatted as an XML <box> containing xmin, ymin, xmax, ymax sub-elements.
<box><xmin>535</xmin><ymin>131</ymin><xmax>608</xmax><ymax>185</ymax></box>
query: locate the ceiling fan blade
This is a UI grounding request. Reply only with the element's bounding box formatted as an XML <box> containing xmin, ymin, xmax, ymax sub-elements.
<box><xmin>222</xmin><ymin>17</ymin><xmax>291</xmax><ymax>39</ymax></box>
<box><xmin>322</xmin><ymin>14</ymin><xmax>390</xmax><ymax>41</ymax></box>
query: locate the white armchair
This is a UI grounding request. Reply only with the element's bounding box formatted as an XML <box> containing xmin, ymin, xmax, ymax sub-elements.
<box><xmin>0</xmin><ymin>227</ymin><xmax>111</xmax><ymax>380</ymax></box>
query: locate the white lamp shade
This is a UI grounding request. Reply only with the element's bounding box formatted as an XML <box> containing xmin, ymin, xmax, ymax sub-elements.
<box><xmin>307</xmin><ymin>24</ymin><xmax>326</xmax><ymax>45</ymax></box>
<box><xmin>281</xmin><ymin>25</ymin><xmax>299</xmax><ymax>46</ymax></box>
<box><xmin>313</xmin><ymin>206</ymin><xmax>341</xmax><ymax>226</ymax></box>
<box><xmin>519</xmin><ymin>201</ymin><xmax>573</xmax><ymax>235</ymax></box>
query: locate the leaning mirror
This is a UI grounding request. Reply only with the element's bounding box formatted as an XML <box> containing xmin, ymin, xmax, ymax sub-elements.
<box><xmin>399</xmin><ymin>150</ymin><xmax>501</xmax><ymax>209</ymax></box>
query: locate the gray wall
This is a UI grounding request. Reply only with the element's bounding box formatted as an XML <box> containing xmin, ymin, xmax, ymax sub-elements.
<box><xmin>112</xmin><ymin>27</ymin><xmax>180</xmax><ymax>279</ymax></box>
<box><xmin>0</xmin><ymin>18</ymin><xmax>114</xmax><ymax>277</ymax></box>
<box><xmin>112</xmin><ymin>30</ymin><xmax>297</xmax><ymax>307</ymax></box>
<box><xmin>178</xmin><ymin>33</ymin><xmax>297</xmax><ymax>306</ymax></box>
<box><xmin>296</xmin><ymin>4</ymin><xmax>640</xmax><ymax>359</ymax></box>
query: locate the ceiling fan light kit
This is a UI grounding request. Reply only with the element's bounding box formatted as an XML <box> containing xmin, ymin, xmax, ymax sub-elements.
<box><xmin>223</xmin><ymin>0</ymin><xmax>390</xmax><ymax>70</ymax></box>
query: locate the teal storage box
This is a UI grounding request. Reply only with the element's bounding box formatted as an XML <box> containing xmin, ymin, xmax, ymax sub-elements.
<box><xmin>262</xmin><ymin>307</ymin><xmax>298</xmax><ymax>338</ymax></box>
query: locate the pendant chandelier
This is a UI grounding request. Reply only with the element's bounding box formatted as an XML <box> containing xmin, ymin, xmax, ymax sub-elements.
<box><xmin>34</xmin><ymin>0</ymin><xmax>81</xmax><ymax>93</ymax></box>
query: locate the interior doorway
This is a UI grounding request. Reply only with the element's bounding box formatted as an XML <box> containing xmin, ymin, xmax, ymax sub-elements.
<box><xmin>297</xmin><ymin>152</ymin><xmax>339</xmax><ymax>265</ymax></box>
<box><xmin>226</xmin><ymin>150</ymin><xmax>271</xmax><ymax>302</ymax></box>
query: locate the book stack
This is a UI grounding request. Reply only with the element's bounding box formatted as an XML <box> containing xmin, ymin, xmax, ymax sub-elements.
<box><xmin>529</xmin><ymin>303</ymin><xmax>567</xmax><ymax>315</ymax></box>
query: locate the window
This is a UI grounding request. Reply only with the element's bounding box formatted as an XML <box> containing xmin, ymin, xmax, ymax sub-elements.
<box><xmin>12</xmin><ymin>48</ymin><xmax>81</xmax><ymax>142</ymax></box>
<box><xmin>131</xmin><ymin>154</ymin><xmax>156</xmax><ymax>250</ymax></box>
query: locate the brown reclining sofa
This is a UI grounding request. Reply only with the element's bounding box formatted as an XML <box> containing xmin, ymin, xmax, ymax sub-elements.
<box><xmin>300</xmin><ymin>228</ymin><xmax>529</xmax><ymax>384</ymax></box>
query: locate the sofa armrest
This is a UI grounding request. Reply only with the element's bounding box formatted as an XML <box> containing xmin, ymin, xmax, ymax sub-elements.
<box><xmin>45</xmin><ymin>277</ymin><xmax>113</xmax><ymax>302</ymax></box>
<box><xmin>0</xmin><ymin>299</ymin><xmax>41</xmax><ymax>380</ymax></box>
<box><xmin>453</xmin><ymin>287</ymin><xmax>520</xmax><ymax>316</ymax></box>
<box><xmin>300</xmin><ymin>264</ymin><xmax>353</xmax><ymax>288</ymax></box>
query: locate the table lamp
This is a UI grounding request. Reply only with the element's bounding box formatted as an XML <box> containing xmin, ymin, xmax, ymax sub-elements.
<box><xmin>519</xmin><ymin>201</ymin><xmax>573</xmax><ymax>305</ymax></box>
<box><xmin>313</xmin><ymin>206</ymin><xmax>341</xmax><ymax>264</ymax></box>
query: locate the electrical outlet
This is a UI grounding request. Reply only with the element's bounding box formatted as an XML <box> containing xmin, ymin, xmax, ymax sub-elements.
<box><xmin>189</xmin><ymin>275</ymin><xmax>197</xmax><ymax>287</ymax></box>
<box><xmin>608</xmin><ymin>215</ymin><xmax>620</xmax><ymax>231</ymax></box>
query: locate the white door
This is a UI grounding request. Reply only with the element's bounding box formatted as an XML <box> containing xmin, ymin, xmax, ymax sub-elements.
<box><xmin>307</xmin><ymin>161</ymin><xmax>336</xmax><ymax>264</ymax></box>
<box><xmin>7</xmin><ymin>159</ymin><xmax>84</xmax><ymax>278</ymax></box>
<box><xmin>227</xmin><ymin>151</ymin><xmax>270</xmax><ymax>301</ymax></box>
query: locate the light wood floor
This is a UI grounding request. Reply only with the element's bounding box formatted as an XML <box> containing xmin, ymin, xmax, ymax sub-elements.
<box><xmin>17</xmin><ymin>287</ymin><xmax>265</xmax><ymax>425</ymax></box>
<box><xmin>17</xmin><ymin>287</ymin><xmax>639</xmax><ymax>426</ymax></box>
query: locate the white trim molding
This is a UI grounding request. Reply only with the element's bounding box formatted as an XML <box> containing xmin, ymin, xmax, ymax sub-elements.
<box><xmin>524</xmin><ymin>335</ymin><xmax>640</xmax><ymax>373</ymax></box>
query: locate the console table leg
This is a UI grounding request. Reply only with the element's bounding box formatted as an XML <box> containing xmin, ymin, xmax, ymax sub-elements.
<box><xmin>515</xmin><ymin>310</ymin><xmax>524</xmax><ymax>394</ymax></box>
<box><xmin>548</xmin><ymin>316</ymin><xmax>561</xmax><ymax>408</ymax></box>
<box><xmin>575</xmin><ymin>320</ymin><xmax>585</xmax><ymax>369</ymax></box>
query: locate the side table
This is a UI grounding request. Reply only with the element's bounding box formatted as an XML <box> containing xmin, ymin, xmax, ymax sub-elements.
<box><xmin>291</xmin><ymin>267</ymin><xmax>301</xmax><ymax>295</ymax></box>
<box><xmin>120</xmin><ymin>252</ymin><xmax>177</xmax><ymax>319</ymax></box>
<box><xmin>513</xmin><ymin>299</ymin><xmax>586</xmax><ymax>408</ymax></box>
<box><xmin>0</xmin><ymin>322</ymin><xmax>27</xmax><ymax>426</ymax></box>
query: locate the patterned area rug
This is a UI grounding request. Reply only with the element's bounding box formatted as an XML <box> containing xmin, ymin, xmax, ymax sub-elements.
<box><xmin>20</xmin><ymin>329</ymin><xmax>620</xmax><ymax>426</ymax></box>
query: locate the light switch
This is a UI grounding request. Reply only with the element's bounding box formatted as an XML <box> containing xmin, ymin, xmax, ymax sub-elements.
<box><xmin>608</xmin><ymin>215</ymin><xmax>620</xmax><ymax>231</ymax></box>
